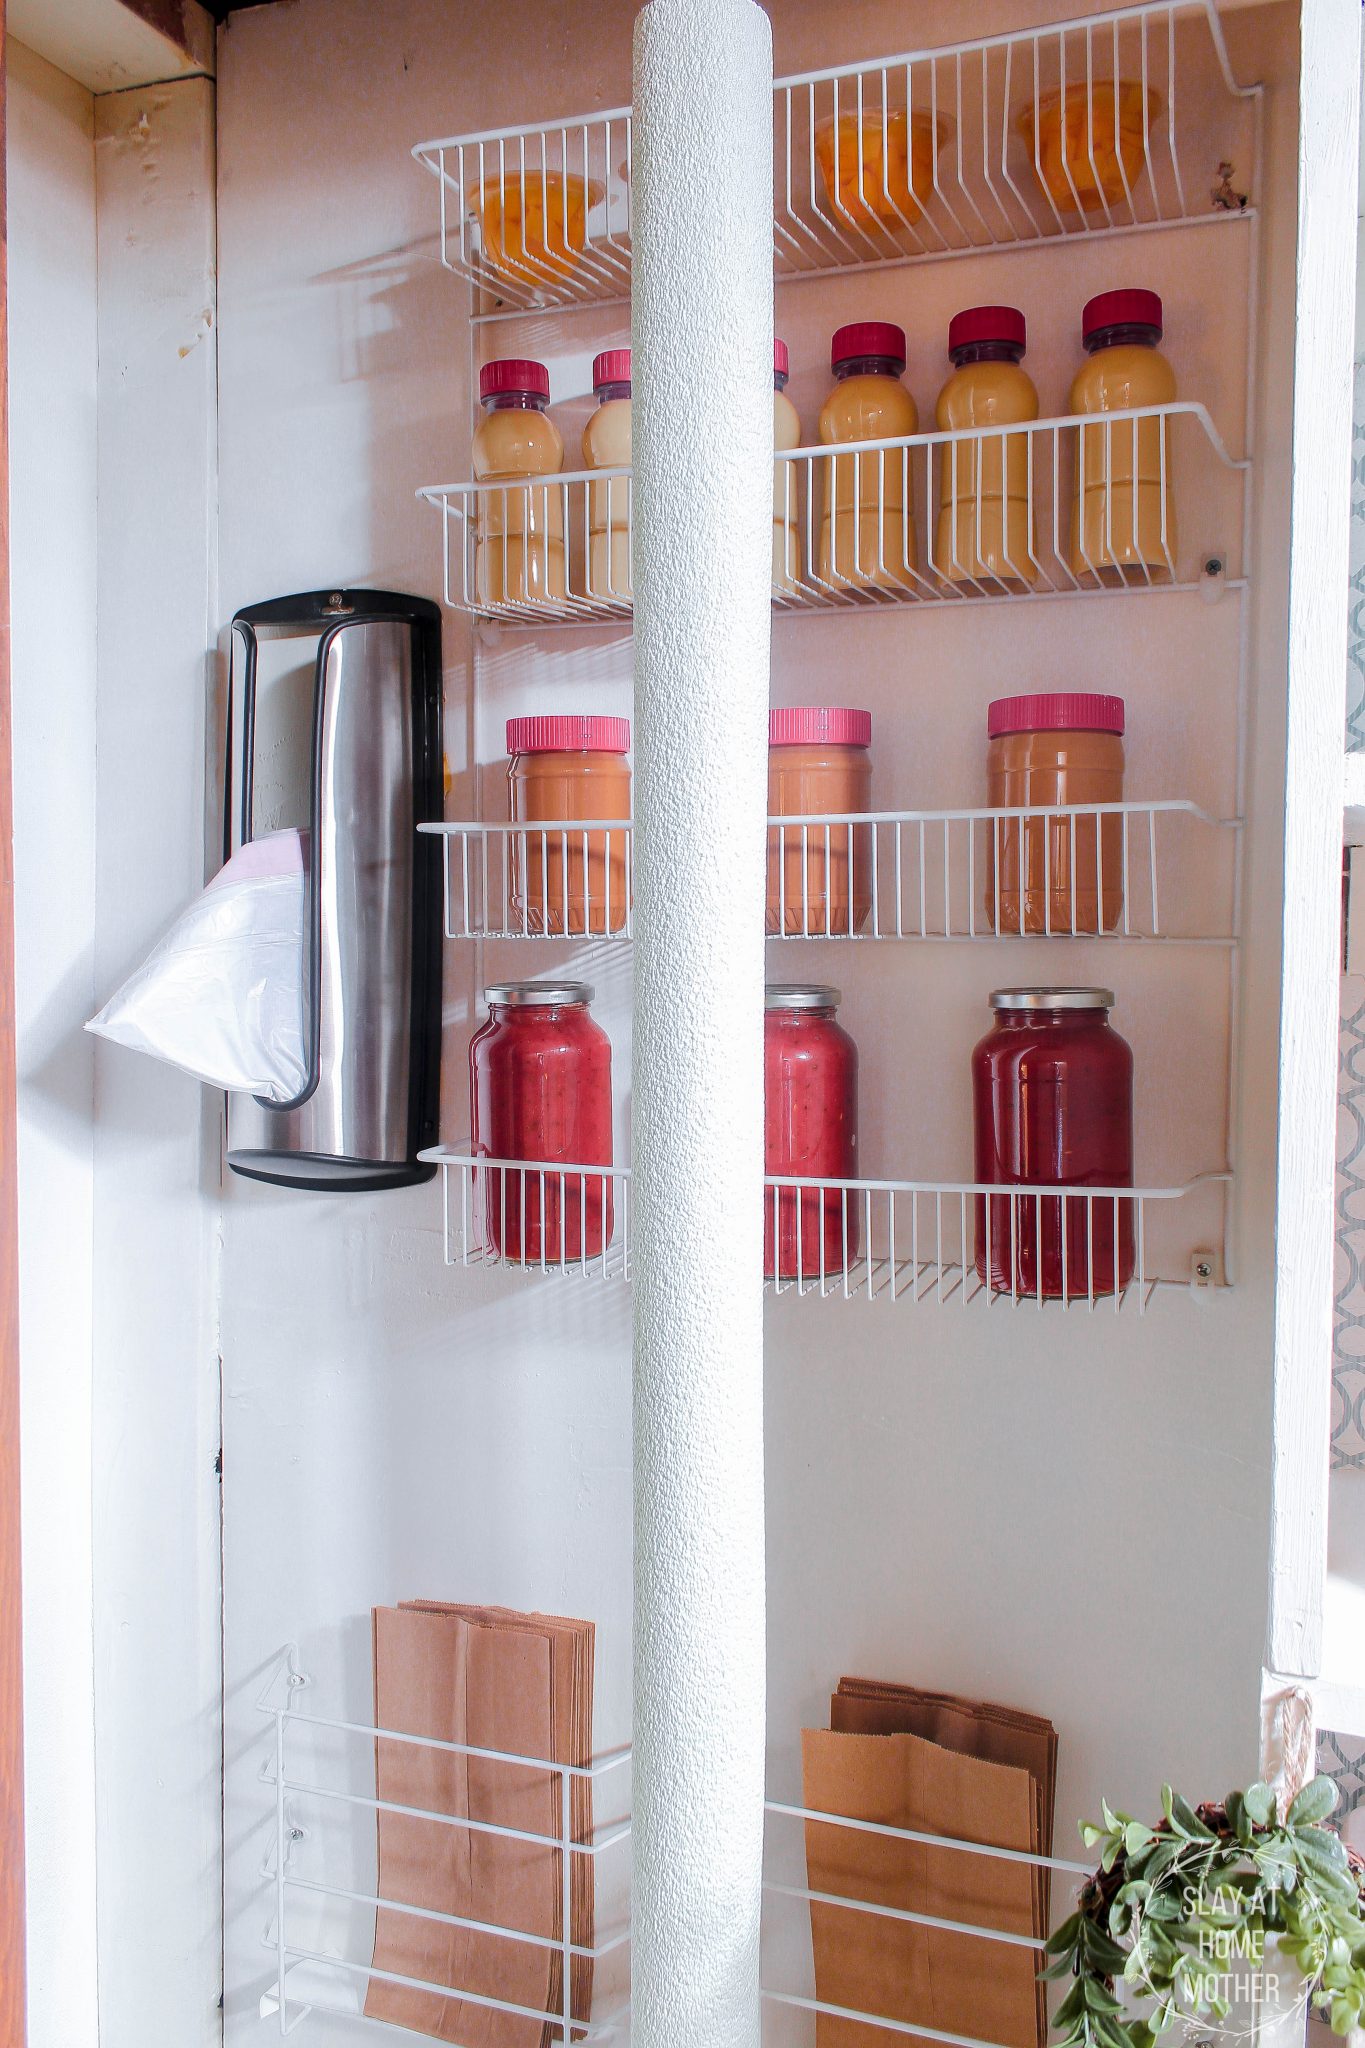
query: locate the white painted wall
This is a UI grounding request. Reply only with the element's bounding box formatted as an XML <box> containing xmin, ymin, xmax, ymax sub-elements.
<box><xmin>89</xmin><ymin>73</ymin><xmax>223</xmax><ymax>2048</ymax></box>
<box><xmin>212</xmin><ymin>2</ymin><xmax>1310</xmax><ymax>2041</ymax></box>
<box><xmin>9</xmin><ymin>40</ymin><xmax>225</xmax><ymax>2048</ymax></box>
<box><xmin>7</xmin><ymin>37</ymin><xmax>100</xmax><ymax>2047</ymax></box>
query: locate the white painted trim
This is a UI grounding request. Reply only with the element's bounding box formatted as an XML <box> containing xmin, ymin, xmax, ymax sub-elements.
<box><xmin>1266</xmin><ymin>0</ymin><xmax>1362</xmax><ymax>1681</ymax></box>
<box><xmin>11</xmin><ymin>0</ymin><xmax>214</xmax><ymax>91</ymax></box>
<box><xmin>91</xmin><ymin>73</ymin><xmax>222</xmax><ymax>2048</ymax></box>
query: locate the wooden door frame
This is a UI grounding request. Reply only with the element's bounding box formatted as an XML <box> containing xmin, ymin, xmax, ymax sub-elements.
<box><xmin>0</xmin><ymin>1</ymin><xmax>27</xmax><ymax>2040</ymax></box>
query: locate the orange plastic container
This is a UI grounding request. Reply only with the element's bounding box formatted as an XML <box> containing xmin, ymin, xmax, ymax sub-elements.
<box><xmin>985</xmin><ymin>692</ymin><xmax>1126</xmax><ymax>935</ymax></box>
<box><xmin>471</xmin><ymin>170</ymin><xmax>604</xmax><ymax>288</ymax></box>
<box><xmin>507</xmin><ymin>715</ymin><xmax>631</xmax><ymax>935</ymax></box>
<box><xmin>814</xmin><ymin>109</ymin><xmax>942</xmax><ymax>229</ymax></box>
<box><xmin>1016</xmin><ymin>81</ymin><xmax>1158</xmax><ymax>215</ymax></box>
<box><xmin>767</xmin><ymin>707</ymin><xmax>873</xmax><ymax>936</ymax></box>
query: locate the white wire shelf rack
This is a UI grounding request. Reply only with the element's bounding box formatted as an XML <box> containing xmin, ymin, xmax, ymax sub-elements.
<box><xmin>761</xmin><ymin>1797</ymin><xmax>1091</xmax><ymax>2048</ymax></box>
<box><xmin>420</xmin><ymin>1149</ymin><xmax>1229</xmax><ymax>1311</ymax></box>
<box><xmin>412</xmin><ymin>2</ymin><xmax>1257</xmax><ymax>314</ymax></box>
<box><xmin>421</xmin><ymin>820</ymin><xmax>633</xmax><ymax>940</ymax></box>
<box><xmin>256</xmin><ymin>1647</ymin><xmax>633</xmax><ymax>2040</ymax></box>
<box><xmin>422</xmin><ymin>801</ymin><xmax>1236</xmax><ymax>944</ymax></box>
<box><xmin>254</xmin><ymin>1647</ymin><xmax>1110</xmax><ymax>2047</ymax></box>
<box><xmin>418</xmin><ymin>403</ymin><xmax>1243</xmax><ymax>625</ymax></box>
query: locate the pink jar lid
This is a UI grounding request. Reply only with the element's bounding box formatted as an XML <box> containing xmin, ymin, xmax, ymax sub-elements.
<box><xmin>592</xmin><ymin>348</ymin><xmax>631</xmax><ymax>390</ymax></box>
<box><xmin>507</xmin><ymin>714</ymin><xmax>630</xmax><ymax>755</ymax></box>
<box><xmin>480</xmin><ymin>357</ymin><xmax>551</xmax><ymax>400</ymax></box>
<box><xmin>948</xmin><ymin>305</ymin><xmax>1026</xmax><ymax>354</ymax></box>
<box><xmin>831</xmin><ymin>321</ymin><xmax>906</xmax><ymax>373</ymax></box>
<box><xmin>774</xmin><ymin>337</ymin><xmax>790</xmax><ymax>379</ymax></box>
<box><xmin>1082</xmin><ymin>289</ymin><xmax>1162</xmax><ymax>341</ymax></box>
<box><xmin>988</xmin><ymin>692</ymin><xmax>1125</xmax><ymax>737</ymax></box>
<box><xmin>769</xmin><ymin>706</ymin><xmax>872</xmax><ymax>747</ymax></box>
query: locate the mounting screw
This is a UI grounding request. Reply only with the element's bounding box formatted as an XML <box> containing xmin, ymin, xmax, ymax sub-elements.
<box><xmin>1195</xmin><ymin>1259</ymin><xmax>1213</xmax><ymax>1280</ymax></box>
<box><xmin>1204</xmin><ymin>558</ymin><xmax>1222</xmax><ymax>578</ymax></box>
<box><xmin>328</xmin><ymin>590</ymin><xmax>344</xmax><ymax>607</ymax></box>
<box><xmin>287</xmin><ymin>1672</ymin><xmax>305</xmax><ymax>1688</ymax></box>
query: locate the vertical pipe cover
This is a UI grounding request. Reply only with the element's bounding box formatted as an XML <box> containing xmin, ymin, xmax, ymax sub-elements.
<box><xmin>631</xmin><ymin>1</ymin><xmax>773</xmax><ymax>2045</ymax></box>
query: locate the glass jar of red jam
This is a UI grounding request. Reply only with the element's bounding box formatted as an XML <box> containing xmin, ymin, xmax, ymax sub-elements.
<box><xmin>765</xmin><ymin>985</ymin><xmax>859</xmax><ymax>1281</ymax></box>
<box><xmin>972</xmin><ymin>987</ymin><xmax>1134</xmax><ymax>1301</ymax></box>
<box><xmin>468</xmin><ymin>981</ymin><xmax>613</xmax><ymax>1264</ymax></box>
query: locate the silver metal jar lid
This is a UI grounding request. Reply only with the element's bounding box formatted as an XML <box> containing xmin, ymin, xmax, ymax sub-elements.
<box><xmin>485</xmin><ymin>981</ymin><xmax>595</xmax><ymax>1008</ymax></box>
<box><xmin>989</xmin><ymin>986</ymin><xmax>1114</xmax><ymax>1012</ymax></box>
<box><xmin>766</xmin><ymin>984</ymin><xmax>841</xmax><ymax>1011</ymax></box>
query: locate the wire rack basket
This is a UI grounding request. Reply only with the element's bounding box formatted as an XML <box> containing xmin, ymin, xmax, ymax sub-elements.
<box><xmin>418</xmin><ymin>403</ymin><xmax>1243</xmax><ymax>624</ymax></box>
<box><xmin>420</xmin><ymin>1151</ymin><xmax>1230</xmax><ymax>1310</ymax></box>
<box><xmin>422</xmin><ymin>802</ymin><xmax>1236</xmax><ymax>945</ymax></box>
<box><xmin>256</xmin><ymin>1649</ymin><xmax>633</xmax><ymax>2040</ymax></box>
<box><xmin>412</xmin><ymin>2</ymin><xmax>1256</xmax><ymax>313</ymax></box>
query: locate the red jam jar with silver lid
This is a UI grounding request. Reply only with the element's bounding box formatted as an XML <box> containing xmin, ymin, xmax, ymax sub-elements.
<box><xmin>972</xmin><ymin>986</ymin><xmax>1134</xmax><ymax>1301</ymax></box>
<box><xmin>473</xmin><ymin>357</ymin><xmax>566</xmax><ymax>609</ymax></box>
<box><xmin>765</xmin><ymin>985</ymin><xmax>859</xmax><ymax>1282</ymax></box>
<box><xmin>767</xmin><ymin>707</ymin><xmax>873</xmax><ymax>936</ymax></box>
<box><xmin>986</xmin><ymin>692</ymin><xmax>1126</xmax><ymax>935</ymax></box>
<box><xmin>507</xmin><ymin>715</ymin><xmax>631</xmax><ymax>936</ymax></box>
<box><xmin>469</xmin><ymin>981</ymin><xmax>614</xmax><ymax>1264</ymax></box>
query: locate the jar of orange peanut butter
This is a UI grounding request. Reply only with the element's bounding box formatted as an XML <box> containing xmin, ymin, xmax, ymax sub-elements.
<box><xmin>507</xmin><ymin>715</ymin><xmax>631</xmax><ymax>936</ymax></box>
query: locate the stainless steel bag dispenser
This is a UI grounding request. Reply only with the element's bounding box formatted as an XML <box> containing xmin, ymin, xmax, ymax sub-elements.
<box><xmin>224</xmin><ymin>589</ymin><xmax>443</xmax><ymax>1190</ymax></box>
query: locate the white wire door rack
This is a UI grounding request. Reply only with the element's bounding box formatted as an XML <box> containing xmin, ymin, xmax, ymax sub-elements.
<box><xmin>420</xmin><ymin>803</ymin><xmax>1236</xmax><ymax>945</ymax></box>
<box><xmin>256</xmin><ymin>1648</ymin><xmax>633</xmax><ymax>2040</ymax></box>
<box><xmin>419</xmin><ymin>1149</ymin><xmax>1230</xmax><ymax>1311</ymax></box>
<box><xmin>760</xmin><ymin>1796</ymin><xmax>1093</xmax><ymax>2048</ymax></box>
<box><xmin>411</xmin><ymin>1</ymin><xmax>1257</xmax><ymax>314</ymax></box>
<box><xmin>418</xmin><ymin>402</ymin><xmax>1244</xmax><ymax>625</ymax></box>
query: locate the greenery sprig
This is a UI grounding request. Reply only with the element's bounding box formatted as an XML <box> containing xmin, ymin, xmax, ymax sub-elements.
<box><xmin>1044</xmin><ymin>1777</ymin><xmax>1365</xmax><ymax>2048</ymax></box>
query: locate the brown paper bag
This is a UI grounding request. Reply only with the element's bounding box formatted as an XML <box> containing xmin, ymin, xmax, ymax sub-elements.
<box><xmin>365</xmin><ymin>1604</ymin><xmax>595</xmax><ymax>2048</ymax></box>
<box><xmin>831</xmin><ymin>1676</ymin><xmax>1058</xmax><ymax>2039</ymax></box>
<box><xmin>802</xmin><ymin>1726</ymin><xmax>1041</xmax><ymax>2048</ymax></box>
<box><xmin>404</xmin><ymin>1603</ymin><xmax>595</xmax><ymax>2043</ymax></box>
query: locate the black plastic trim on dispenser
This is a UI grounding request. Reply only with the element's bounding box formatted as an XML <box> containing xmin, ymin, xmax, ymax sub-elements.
<box><xmin>224</xmin><ymin>589</ymin><xmax>443</xmax><ymax>1192</ymax></box>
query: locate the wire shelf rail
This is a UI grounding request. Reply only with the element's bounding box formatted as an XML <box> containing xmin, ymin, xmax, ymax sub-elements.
<box><xmin>419</xmin><ymin>1150</ymin><xmax>1229</xmax><ymax>1311</ymax></box>
<box><xmin>421</xmin><ymin>801</ymin><xmax>1237</xmax><ymax>944</ymax></box>
<box><xmin>418</xmin><ymin>403</ymin><xmax>1243</xmax><ymax>625</ymax></box>
<box><xmin>761</xmin><ymin>1797</ymin><xmax>1092</xmax><ymax>2048</ymax></box>
<box><xmin>412</xmin><ymin>2</ymin><xmax>1256</xmax><ymax>313</ymax></box>
<box><xmin>256</xmin><ymin>1649</ymin><xmax>633</xmax><ymax>2039</ymax></box>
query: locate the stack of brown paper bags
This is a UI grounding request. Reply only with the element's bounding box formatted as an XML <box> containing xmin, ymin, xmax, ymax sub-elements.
<box><xmin>802</xmin><ymin>1677</ymin><xmax>1058</xmax><ymax>2048</ymax></box>
<box><xmin>364</xmin><ymin>1602</ymin><xmax>595</xmax><ymax>2047</ymax></box>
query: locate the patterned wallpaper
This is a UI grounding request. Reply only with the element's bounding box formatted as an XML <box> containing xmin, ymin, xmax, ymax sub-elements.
<box><xmin>1318</xmin><ymin>361</ymin><xmax>1365</xmax><ymax>1807</ymax></box>
<box><xmin>1334</xmin><ymin>990</ymin><xmax>1365</xmax><ymax>1470</ymax></box>
<box><xmin>1348</xmin><ymin>360</ymin><xmax>1365</xmax><ymax>747</ymax></box>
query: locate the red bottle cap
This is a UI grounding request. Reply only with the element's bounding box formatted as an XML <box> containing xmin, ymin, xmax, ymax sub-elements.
<box><xmin>769</xmin><ymin>706</ymin><xmax>873</xmax><ymax>747</ymax></box>
<box><xmin>479</xmin><ymin>357</ymin><xmax>551</xmax><ymax>400</ymax></box>
<box><xmin>507</xmin><ymin>714</ymin><xmax>631</xmax><ymax>754</ymax></box>
<box><xmin>774</xmin><ymin>337</ymin><xmax>790</xmax><ymax>379</ymax></box>
<box><xmin>1081</xmin><ymin>289</ymin><xmax>1162</xmax><ymax>341</ymax></box>
<box><xmin>831</xmin><ymin>321</ymin><xmax>906</xmax><ymax>373</ymax></box>
<box><xmin>592</xmin><ymin>349</ymin><xmax>631</xmax><ymax>390</ymax></box>
<box><xmin>988</xmin><ymin>692</ymin><xmax>1125</xmax><ymax>737</ymax></box>
<box><xmin>948</xmin><ymin>305</ymin><xmax>1026</xmax><ymax>355</ymax></box>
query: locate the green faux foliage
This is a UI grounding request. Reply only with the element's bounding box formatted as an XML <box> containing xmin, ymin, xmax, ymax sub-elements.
<box><xmin>1044</xmin><ymin>1777</ymin><xmax>1365</xmax><ymax>2048</ymax></box>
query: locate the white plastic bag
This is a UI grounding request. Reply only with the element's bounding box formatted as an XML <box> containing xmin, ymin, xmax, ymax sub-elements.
<box><xmin>86</xmin><ymin>829</ymin><xmax>309</xmax><ymax>1101</ymax></box>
